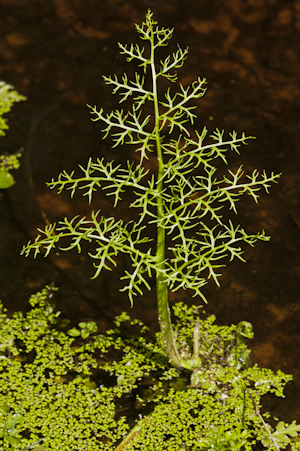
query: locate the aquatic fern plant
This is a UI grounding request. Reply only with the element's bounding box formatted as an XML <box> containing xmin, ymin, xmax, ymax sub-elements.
<box><xmin>22</xmin><ymin>11</ymin><xmax>280</xmax><ymax>369</ymax></box>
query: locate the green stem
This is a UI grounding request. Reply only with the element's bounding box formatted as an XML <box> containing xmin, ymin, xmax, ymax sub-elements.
<box><xmin>193</xmin><ymin>323</ymin><xmax>200</xmax><ymax>360</ymax></box>
<box><xmin>247</xmin><ymin>389</ymin><xmax>281</xmax><ymax>451</ymax></box>
<box><xmin>150</xmin><ymin>26</ymin><xmax>182</xmax><ymax>369</ymax></box>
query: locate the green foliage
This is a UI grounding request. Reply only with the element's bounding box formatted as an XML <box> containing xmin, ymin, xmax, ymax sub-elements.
<box><xmin>0</xmin><ymin>286</ymin><xmax>129</xmax><ymax>451</ymax></box>
<box><xmin>193</xmin><ymin>425</ymin><xmax>248</xmax><ymax>451</ymax></box>
<box><xmin>0</xmin><ymin>286</ymin><xmax>299</xmax><ymax>451</ymax></box>
<box><xmin>0</xmin><ymin>81</ymin><xmax>25</xmax><ymax>189</ymax></box>
<box><xmin>68</xmin><ymin>320</ymin><xmax>98</xmax><ymax>339</ymax></box>
<box><xmin>0</xmin><ymin>391</ymin><xmax>45</xmax><ymax>450</ymax></box>
<box><xmin>0</xmin><ymin>81</ymin><xmax>26</xmax><ymax>138</ymax></box>
<box><xmin>0</xmin><ymin>170</ymin><xmax>15</xmax><ymax>189</ymax></box>
<box><xmin>0</xmin><ymin>402</ymin><xmax>23</xmax><ymax>447</ymax></box>
<box><xmin>262</xmin><ymin>421</ymin><xmax>300</xmax><ymax>448</ymax></box>
<box><xmin>0</xmin><ymin>152</ymin><xmax>22</xmax><ymax>173</ymax></box>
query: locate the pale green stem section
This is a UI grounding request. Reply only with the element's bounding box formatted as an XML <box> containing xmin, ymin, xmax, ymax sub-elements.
<box><xmin>150</xmin><ymin>29</ymin><xmax>182</xmax><ymax>368</ymax></box>
<box><xmin>193</xmin><ymin>323</ymin><xmax>200</xmax><ymax>361</ymax></box>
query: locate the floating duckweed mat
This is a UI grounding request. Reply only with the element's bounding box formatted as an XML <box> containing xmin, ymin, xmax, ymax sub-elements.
<box><xmin>0</xmin><ymin>285</ymin><xmax>297</xmax><ymax>451</ymax></box>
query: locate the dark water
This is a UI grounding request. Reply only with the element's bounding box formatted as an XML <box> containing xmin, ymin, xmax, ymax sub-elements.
<box><xmin>0</xmin><ymin>0</ymin><xmax>300</xmax><ymax>422</ymax></box>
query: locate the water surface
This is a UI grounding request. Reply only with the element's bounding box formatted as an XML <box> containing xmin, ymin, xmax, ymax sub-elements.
<box><xmin>0</xmin><ymin>0</ymin><xmax>300</xmax><ymax>421</ymax></box>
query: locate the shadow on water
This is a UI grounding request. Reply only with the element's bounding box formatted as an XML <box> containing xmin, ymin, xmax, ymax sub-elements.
<box><xmin>0</xmin><ymin>0</ymin><xmax>300</xmax><ymax>422</ymax></box>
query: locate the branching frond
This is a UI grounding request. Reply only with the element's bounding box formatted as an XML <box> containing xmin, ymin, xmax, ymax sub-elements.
<box><xmin>159</xmin><ymin>78</ymin><xmax>207</xmax><ymax>134</ymax></box>
<box><xmin>220</xmin><ymin>166</ymin><xmax>281</xmax><ymax>209</ymax></box>
<box><xmin>135</xmin><ymin>11</ymin><xmax>173</xmax><ymax>48</ymax></box>
<box><xmin>157</xmin><ymin>47</ymin><xmax>189</xmax><ymax>82</ymax></box>
<box><xmin>210</xmin><ymin>129</ymin><xmax>254</xmax><ymax>155</ymax></box>
<box><xmin>22</xmin><ymin>212</ymin><xmax>158</xmax><ymax>304</ymax></box>
<box><xmin>152</xmin><ymin>163</ymin><xmax>280</xmax><ymax>237</ymax></box>
<box><xmin>118</xmin><ymin>43</ymin><xmax>150</xmax><ymax>71</ymax></box>
<box><xmin>103</xmin><ymin>73</ymin><xmax>153</xmax><ymax>108</ymax></box>
<box><xmin>165</xmin><ymin>220</ymin><xmax>270</xmax><ymax>296</ymax></box>
<box><xmin>47</xmin><ymin>158</ymin><xmax>149</xmax><ymax>206</ymax></box>
<box><xmin>88</xmin><ymin>105</ymin><xmax>151</xmax><ymax>143</ymax></box>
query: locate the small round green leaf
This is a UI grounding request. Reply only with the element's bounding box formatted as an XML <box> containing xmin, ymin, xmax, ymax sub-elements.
<box><xmin>67</xmin><ymin>328</ymin><xmax>80</xmax><ymax>337</ymax></box>
<box><xmin>87</xmin><ymin>321</ymin><xmax>98</xmax><ymax>333</ymax></box>
<box><xmin>81</xmin><ymin>329</ymin><xmax>89</xmax><ymax>340</ymax></box>
<box><xmin>0</xmin><ymin>171</ymin><xmax>14</xmax><ymax>189</ymax></box>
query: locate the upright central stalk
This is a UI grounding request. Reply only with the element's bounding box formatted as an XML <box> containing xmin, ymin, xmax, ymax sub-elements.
<box><xmin>150</xmin><ymin>31</ymin><xmax>181</xmax><ymax>368</ymax></box>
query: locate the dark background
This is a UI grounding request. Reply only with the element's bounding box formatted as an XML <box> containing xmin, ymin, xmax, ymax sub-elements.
<box><xmin>0</xmin><ymin>0</ymin><xmax>299</xmax><ymax>421</ymax></box>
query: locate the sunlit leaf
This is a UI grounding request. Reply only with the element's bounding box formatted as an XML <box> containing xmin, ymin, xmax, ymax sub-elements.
<box><xmin>0</xmin><ymin>171</ymin><xmax>14</xmax><ymax>189</ymax></box>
